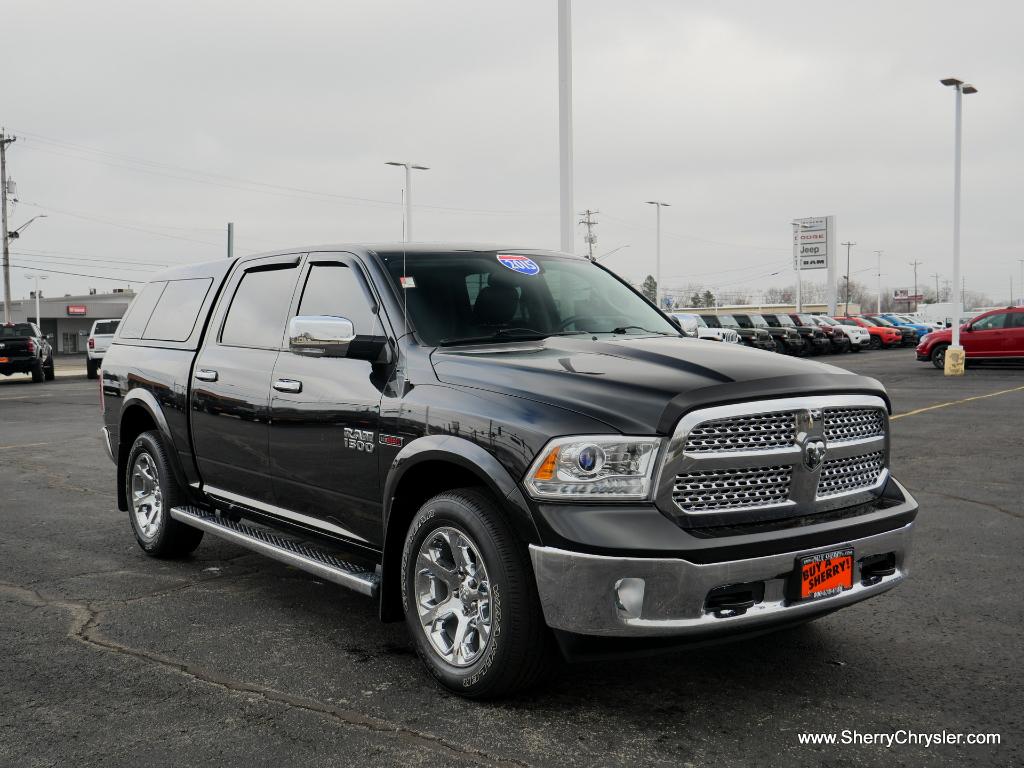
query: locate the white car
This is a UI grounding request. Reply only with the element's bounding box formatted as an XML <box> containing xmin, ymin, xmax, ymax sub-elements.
<box><xmin>87</xmin><ymin>319</ymin><xmax>120</xmax><ymax>379</ymax></box>
<box><xmin>813</xmin><ymin>315</ymin><xmax>870</xmax><ymax>351</ymax></box>
<box><xmin>671</xmin><ymin>313</ymin><xmax>740</xmax><ymax>343</ymax></box>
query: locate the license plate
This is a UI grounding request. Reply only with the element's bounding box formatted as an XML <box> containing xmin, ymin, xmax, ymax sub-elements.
<box><xmin>798</xmin><ymin>548</ymin><xmax>854</xmax><ymax>600</ymax></box>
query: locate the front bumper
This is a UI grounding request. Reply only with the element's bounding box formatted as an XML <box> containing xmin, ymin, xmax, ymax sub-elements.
<box><xmin>529</xmin><ymin>521</ymin><xmax>913</xmax><ymax>638</ymax></box>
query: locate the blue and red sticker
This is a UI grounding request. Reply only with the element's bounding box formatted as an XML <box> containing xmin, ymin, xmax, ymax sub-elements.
<box><xmin>496</xmin><ymin>254</ymin><xmax>540</xmax><ymax>275</ymax></box>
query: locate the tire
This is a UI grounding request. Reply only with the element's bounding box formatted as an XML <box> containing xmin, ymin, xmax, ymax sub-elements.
<box><xmin>930</xmin><ymin>344</ymin><xmax>949</xmax><ymax>370</ymax></box>
<box><xmin>44</xmin><ymin>355</ymin><xmax>55</xmax><ymax>381</ymax></box>
<box><xmin>30</xmin><ymin>361</ymin><xmax>44</xmax><ymax>383</ymax></box>
<box><xmin>869</xmin><ymin>335</ymin><xmax>883</xmax><ymax>350</ymax></box>
<box><xmin>850</xmin><ymin>345</ymin><xmax>862</xmax><ymax>353</ymax></box>
<box><xmin>125</xmin><ymin>430</ymin><xmax>204</xmax><ymax>557</ymax></box>
<box><xmin>86</xmin><ymin>358</ymin><xmax>99</xmax><ymax>379</ymax></box>
<box><xmin>401</xmin><ymin>487</ymin><xmax>557</xmax><ymax>698</ymax></box>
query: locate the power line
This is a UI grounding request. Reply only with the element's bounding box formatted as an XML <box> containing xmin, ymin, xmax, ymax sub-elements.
<box><xmin>13</xmin><ymin>249</ymin><xmax>168</xmax><ymax>267</ymax></box>
<box><xmin>14</xmin><ymin>254</ymin><xmax>160</xmax><ymax>272</ymax></box>
<box><xmin>9</xmin><ymin>262</ymin><xmax>145</xmax><ymax>281</ymax></box>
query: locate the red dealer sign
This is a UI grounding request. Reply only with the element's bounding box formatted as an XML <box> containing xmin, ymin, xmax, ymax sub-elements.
<box><xmin>66</xmin><ymin>305</ymin><xmax>88</xmax><ymax>316</ymax></box>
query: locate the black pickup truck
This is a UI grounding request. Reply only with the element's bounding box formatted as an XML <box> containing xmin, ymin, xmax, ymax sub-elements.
<box><xmin>100</xmin><ymin>245</ymin><xmax>918</xmax><ymax>698</ymax></box>
<box><xmin>0</xmin><ymin>322</ymin><xmax>55</xmax><ymax>382</ymax></box>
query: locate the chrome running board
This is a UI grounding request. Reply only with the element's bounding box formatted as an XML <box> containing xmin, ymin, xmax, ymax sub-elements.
<box><xmin>169</xmin><ymin>505</ymin><xmax>380</xmax><ymax>598</ymax></box>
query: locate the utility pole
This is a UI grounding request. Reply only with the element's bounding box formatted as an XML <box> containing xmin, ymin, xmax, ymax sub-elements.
<box><xmin>909</xmin><ymin>260</ymin><xmax>923</xmax><ymax>311</ymax></box>
<box><xmin>930</xmin><ymin>272</ymin><xmax>940</xmax><ymax>301</ymax></box>
<box><xmin>578</xmin><ymin>209</ymin><xmax>598</xmax><ymax>260</ymax></box>
<box><xmin>873</xmin><ymin>250</ymin><xmax>883</xmax><ymax>314</ymax></box>
<box><xmin>1</xmin><ymin>129</ymin><xmax>16</xmax><ymax>325</ymax></box>
<box><xmin>942</xmin><ymin>279</ymin><xmax>951</xmax><ymax>302</ymax></box>
<box><xmin>1018</xmin><ymin>258</ymin><xmax>1024</xmax><ymax>305</ymax></box>
<box><xmin>841</xmin><ymin>241</ymin><xmax>856</xmax><ymax>316</ymax></box>
<box><xmin>645</xmin><ymin>201</ymin><xmax>670</xmax><ymax>309</ymax></box>
<box><xmin>227</xmin><ymin>222</ymin><xmax>234</xmax><ymax>259</ymax></box>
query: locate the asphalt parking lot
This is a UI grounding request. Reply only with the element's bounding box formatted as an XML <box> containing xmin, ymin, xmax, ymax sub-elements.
<box><xmin>1</xmin><ymin>349</ymin><xmax>1021</xmax><ymax>767</ymax></box>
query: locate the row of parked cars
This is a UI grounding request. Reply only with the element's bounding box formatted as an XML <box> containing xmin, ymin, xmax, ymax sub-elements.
<box><xmin>671</xmin><ymin>311</ymin><xmax>934</xmax><ymax>356</ymax></box>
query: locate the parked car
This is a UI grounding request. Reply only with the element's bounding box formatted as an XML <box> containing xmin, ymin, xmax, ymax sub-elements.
<box><xmin>87</xmin><ymin>319</ymin><xmax>121</xmax><ymax>379</ymax></box>
<box><xmin>861</xmin><ymin>315</ymin><xmax>918</xmax><ymax>347</ymax></box>
<box><xmin>670</xmin><ymin>312</ymin><xmax>737</xmax><ymax>343</ymax></box>
<box><xmin>702</xmin><ymin>313</ymin><xmax>775</xmax><ymax>352</ymax></box>
<box><xmin>0</xmin><ymin>322</ymin><xmax>55</xmax><ymax>382</ymax></box>
<box><xmin>789</xmin><ymin>313</ymin><xmax>849</xmax><ymax>354</ymax></box>
<box><xmin>916</xmin><ymin>306</ymin><xmax>1024</xmax><ymax>369</ymax></box>
<box><xmin>100</xmin><ymin>245</ymin><xmax>918</xmax><ymax>698</ymax></box>
<box><xmin>811</xmin><ymin>315</ymin><xmax>870</xmax><ymax>352</ymax></box>
<box><xmin>834</xmin><ymin>316</ymin><xmax>902</xmax><ymax>349</ymax></box>
<box><xmin>878</xmin><ymin>313</ymin><xmax>934</xmax><ymax>340</ymax></box>
<box><xmin>762</xmin><ymin>313</ymin><xmax>828</xmax><ymax>355</ymax></box>
<box><xmin>693</xmin><ymin>313</ymin><xmax>743</xmax><ymax>345</ymax></box>
<box><xmin>733</xmin><ymin>312</ymin><xmax>805</xmax><ymax>355</ymax></box>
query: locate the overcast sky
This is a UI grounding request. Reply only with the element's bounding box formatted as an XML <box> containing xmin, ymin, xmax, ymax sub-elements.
<box><xmin>3</xmin><ymin>0</ymin><xmax>1020</xmax><ymax>304</ymax></box>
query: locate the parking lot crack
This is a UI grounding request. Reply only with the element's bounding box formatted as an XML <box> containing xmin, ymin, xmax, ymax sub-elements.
<box><xmin>903</xmin><ymin>485</ymin><xmax>1023</xmax><ymax>521</ymax></box>
<box><xmin>0</xmin><ymin>581</ymin><xmax>530</xmax><ymax>768</ymax></box>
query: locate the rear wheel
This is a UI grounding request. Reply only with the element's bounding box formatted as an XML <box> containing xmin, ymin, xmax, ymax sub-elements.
<box><xmin>930</xmin><ymin>344</ymin><xmax>949</xmax><ymax>370</ymax></box>
<box><xmin>44</xmin><ymin>355</ymin><xmax>55</xmax><ymax>381</ymax></box>
<box><xmin>126</xmin><ymin>431</ymin><xmax>204</xmax><ymax>557</ymax></box>
<box><xmin>402</xmin><ymin>488</ymin><xmax>557</xmax><ymax>698</ymax></box>
<box><xmin>86</xmin><ymin>358</ymin><xmax>99</xmax><ymax>379</ymax></box>
<box><xmin>30</xmin><ymin>361</ymin><xmax>44</xmax><ymax>383</ymax></box>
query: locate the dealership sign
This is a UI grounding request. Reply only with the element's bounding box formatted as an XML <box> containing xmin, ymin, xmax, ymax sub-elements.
<box><xmin>66</xmin><ymin>305</ymin><xmax>88</xmax><ymax>316</ymax></box>
<box><xmin>894</xmin><ymin>289</ymin><xmax>924</xmax><ymax>302</ymax></box>
<box><xmin>792</xmin><ymin>216</ymin><xmax>831</xmax><ymax>270</ymax></box>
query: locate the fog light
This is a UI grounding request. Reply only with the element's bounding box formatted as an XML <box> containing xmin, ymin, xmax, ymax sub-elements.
<box><xmin>614</xmin><ymin>578</ymin><xmax>645</xmax><ymax>619</ymax></box>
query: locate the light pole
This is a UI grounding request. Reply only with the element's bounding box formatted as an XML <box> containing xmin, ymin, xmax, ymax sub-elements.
<box><xmin>4</xmin><ymin>213</ymin><xmax>47</xmax><ymax>324</ymax></box>
<box><xmin>940</xmin><ymin>77</ymin><xmax>977</xmax><ymax>374</ymax></box>
<box><xmin>24</xmin><ymin>272</ymin><xmax>46</xmax><ymax>326</ymax></box>
<box><xmin>385</xmin><ymin>161</ymin><xmax>429</xmax><ymax>242</ymax></box>
<box><xmin>873</xmin><ymin>250</ymin><xmax>883</xmax><ymax>314</ymax></box>
<box><xmin>841</xmin><ymin>241</ymin><xmax>856</xmax><ymax>316</ymax></box>
<box><xmin>645</xmin><ymin>201</ymin><xmax>669</xmax><ymax>309</ymax></box>
<box><xmin>1017</xmin><ymin>258</ymin><xmax>1023</xmax><ymax>305</ymax></box>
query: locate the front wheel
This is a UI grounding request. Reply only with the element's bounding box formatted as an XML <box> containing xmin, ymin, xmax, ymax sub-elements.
<box><xmin>930</xmin><ymin>344</ymin><xmax>949</xmax><ymax>370</ymax></box>
<box><xmin>402</xmin><ymin>488</ymin><xmax>556</xmax><ymax>698</ymax></box>
<box><xmin>869</xmin><ymin>335</ymin><xmax>883</xmax><ymax>350</ymax></box>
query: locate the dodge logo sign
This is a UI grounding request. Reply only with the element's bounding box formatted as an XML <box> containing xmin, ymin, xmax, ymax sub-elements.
<box><xmin>803</xmin><ymin>439</ymin><xmax>827</xmax><ymax>471</ymax></box>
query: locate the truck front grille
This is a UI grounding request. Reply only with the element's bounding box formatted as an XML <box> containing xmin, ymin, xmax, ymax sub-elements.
<box><xmin>673</xmin><ymin>466</ymin><xmax>791</xmax><ymax>512</ymax></box>
<box><xmin>659</xmin><ymin>395</ymin><xmax>889</xmax><ymax>526</ymax></box>
<box><xmin>817</xmin><ymin>451</ymin><xmax>885</xmax><ymax>498</ymax></box>
<box><xmin>823</xmin><ymin>408</ymin><xmax>885</xmax><ymax>443</ymax></box>
<box><xmin>684</xmin><ymin>412</ymin><xmax>796</xmax><ymax>453</ymax></box>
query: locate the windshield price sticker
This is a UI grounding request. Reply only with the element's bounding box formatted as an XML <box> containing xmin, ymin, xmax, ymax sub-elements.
<box><xmin>497</xmin><ymin>254</ymin><xmax>540</xmax><ymax>275</ymax></box>
<box><xmin>400</xmin><ymin>276</ymin><xmax>416</xmax><ymax>288</ymax></box>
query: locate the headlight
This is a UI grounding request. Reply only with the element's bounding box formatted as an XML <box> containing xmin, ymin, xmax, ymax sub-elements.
<box><xmin>525</xmin><ymin>436</ymin><xmax>662</xmax><ymax>500</ymax></box>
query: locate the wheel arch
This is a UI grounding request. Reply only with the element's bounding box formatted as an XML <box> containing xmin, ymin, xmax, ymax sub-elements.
<box><xmin>116</xmin><ymin>390</ymin><xmax>186</xmax><ymax>511</ymax></box>
<box><xmin>378</xmin><ymin>435</ymin><xmax>540</xmax><ymax>622</ymax></box>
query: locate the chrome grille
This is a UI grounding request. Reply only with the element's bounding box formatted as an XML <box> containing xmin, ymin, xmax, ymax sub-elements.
<box><xmin>817</xmin><ymin>451</ymin><xmax>885</xmax><ymax>497</ymax></box>
<box><xmin>684</xmin><ymin>412</ymin><xmax>796</xmax><ymax>453</ymax></box>
<box><xmin>673</xmin><ymin>466</ymin><xmax>791</xmax><ymax>512</ymax></box>
<box><xmin>823</xmin><ymin>407</ymin><xmax>885</xmax><ymax>443</ymax></box>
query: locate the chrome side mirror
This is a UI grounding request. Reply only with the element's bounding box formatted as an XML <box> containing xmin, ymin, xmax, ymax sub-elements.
<box><xmin>288</xmin><ymin>315</ymin><xmax>355</xmax><ymax>357</ymax></box>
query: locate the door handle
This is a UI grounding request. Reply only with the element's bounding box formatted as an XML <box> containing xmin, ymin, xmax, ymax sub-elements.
<box><xmin>195</xmin><ymin>368</ymin><xmax>218</xmax><ymax>382</ymax></box>
<box><xmin>273</xmin><ymin>378</ymin><xmax>302</xmax><ymax>393</ymax></box>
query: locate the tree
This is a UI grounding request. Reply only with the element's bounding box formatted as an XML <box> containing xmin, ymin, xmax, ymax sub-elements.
<box><xmin>689</xmin><ymin>292</ymin><xmax>704</xmax><ymax>308</ymax></box>
<box><xmin>701</xmin><ymin>290</ymin><xmax>716</xmax><ymax>308</ymax></box>
<box><xmin>641</xmin><ymin>275</ymin><xmax>657</xmax><ymax>303</ymax></box>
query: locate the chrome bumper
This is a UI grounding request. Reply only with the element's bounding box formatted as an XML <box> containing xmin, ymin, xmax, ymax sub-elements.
<box><xmin>528</xmin><ymin>522</ymin><xmax>913</xmax><ymax>637</ymax></box>
<box><xmin>100</xmin><ymin>426</ymin><xmax>115</xmax><ymax>463</ymax></box>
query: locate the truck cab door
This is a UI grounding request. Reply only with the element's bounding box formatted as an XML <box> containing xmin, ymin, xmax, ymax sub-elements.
<box><xmin>267</xmin><ymin>253</ymin><xmax>391</xmax><ymax>548</ymax></box>
<box><xmin>190</xmin><ymin>254</ymin><xmax>303</xmax><ymax>507</ymax></box>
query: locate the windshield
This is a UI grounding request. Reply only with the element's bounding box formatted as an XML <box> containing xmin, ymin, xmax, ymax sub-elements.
<box><xmin>716</xmin><ymin>314</ymin><xmax>739</xmax><ymax>328</ymax></box>
<box><xmin>867</xmin><ymin>316</ymin><xmax>894</xmax><ymax>327</ymax></box>
<box><xmin>378</xmin><ymin>251</ymin><xmax>679</xmax><ymax>345</ymax></box>
<box><xmin>770</xmin><ymin>314</ymin><xmax>796</xmax><ymax>327</ymax></box>
<box><xmin>737</xmin><ymin>314</ymin><xmax>768</xmax><ymax>328</ymax></box>
<box><xmin>795</xmin><ymin>314</ymin><xmax>817</xmax><ymax>325</ymax></box>
<box><xmin>700</xmin><ymin>314</ymin><xmax>722</xmax><ymax>328</ymax></box>
<box><xmin>1</xmin><ymin>323</ymin><xmax>36</xmax><ymax>337</ymax></box>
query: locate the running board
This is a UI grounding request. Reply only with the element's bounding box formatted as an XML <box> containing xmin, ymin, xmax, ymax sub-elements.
<box><xmin>169</xmin><ymin>505</ymin><xmax>380</xmax><ymax>598</ymax></box>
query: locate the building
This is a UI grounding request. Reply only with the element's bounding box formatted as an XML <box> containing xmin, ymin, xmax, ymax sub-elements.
<box><xmin>1</xmin><ymin>290</ymin><xmax>135</xmax><ymax>354</ymax></box>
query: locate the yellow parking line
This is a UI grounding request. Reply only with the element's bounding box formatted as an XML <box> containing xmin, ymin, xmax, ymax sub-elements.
<box><xmin>891</xmin><ymin>384</ymin><xmax>1024</xmax><ymax>421</ymax></box>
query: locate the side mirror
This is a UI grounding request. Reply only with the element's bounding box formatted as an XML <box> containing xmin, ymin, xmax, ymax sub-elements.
<box><xmin>288</xmin><ymin>315</ymin><xmax>356</xmax><ymax>357</ymax></box>
<box><xmin>288</xmin><ymin>315</ymin><xmax>391</xmax><ymax>362</ymax></box>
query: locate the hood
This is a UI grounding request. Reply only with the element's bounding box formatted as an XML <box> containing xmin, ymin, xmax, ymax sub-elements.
<box><xmin>431</xmin><ymin>335</ymin><xmax>884</xmax><ymax>434</ymax></box>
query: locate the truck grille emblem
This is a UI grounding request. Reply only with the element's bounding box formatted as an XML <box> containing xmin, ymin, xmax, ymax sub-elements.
<box><xmin>803</xmin><ymin>439</ymin><xmax>827</xmax><ymax>471</ymax></box>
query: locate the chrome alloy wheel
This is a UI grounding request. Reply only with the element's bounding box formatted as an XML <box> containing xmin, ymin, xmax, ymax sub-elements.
<box><xmin>131</xmin><ymin>452</ymin><xmax>163</xmax><ymax>540</ymax></box>
<box><xmin>414</xmin><ymin>526</ymin><xmax>492</xmax><ymax>667</ymax></box>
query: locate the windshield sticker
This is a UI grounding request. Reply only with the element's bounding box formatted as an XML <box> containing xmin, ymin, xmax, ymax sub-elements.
<box><xmin>496</xmin><ymin>254</ymin><xmax>540</xmax><ymax>275</ymax></box>
<box><xmin>399</xmin><ymin>276</ymin><xmax>416</xmax><ymax>288</ymax></box>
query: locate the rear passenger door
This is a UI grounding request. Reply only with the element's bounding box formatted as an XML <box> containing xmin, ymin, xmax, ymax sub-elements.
<box><xmin>190</xmin><ymin>254</ymin><xmax>302</xmax><ymax>507</ymax></box>
<box><xmin>1005</xmin><ymin>311</ymin><xmax>1024</xmax><ymax>356</ymax></box>
<box><xmin>267</xmin><ymin>253</ymin><xmax>389</xmax><ymax>546</ymax></box>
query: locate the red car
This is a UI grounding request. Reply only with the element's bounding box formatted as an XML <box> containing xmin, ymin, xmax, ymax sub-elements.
<box><xmin>916</xmin><ymin>307</ymin><xmax>1024</xmax><ymax>369</ymax></box>
<box><xmin>834</xmin><ymin>316</ymin><xmax>902</xmax><ymax>350</ymax></box>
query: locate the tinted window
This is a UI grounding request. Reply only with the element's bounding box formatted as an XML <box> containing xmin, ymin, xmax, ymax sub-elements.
<box><xmin>297</xmin><ymin>264</ymin><xmax>378</xmax><ymax>335</ymax></box>
<box><xmin>119</xmin><ymin>282</ymin><xmax>166</xmax><ymax>339</ymax></box>
<box><xmin>1011</xmin><ymin>312</ymin><xmax>1024</xmax><ymax>328</ymax></box>
<box><xmin>221</xmin><ymin>266</ymin><xmax>298</xmax><ymax>348</ymax></box>
<box><xmin>971</xmin><ymin>313</ymin><xmax>1008</xmax><ymax>331</ymax></box>
<box><xmin>0</xmin><ymin>323</ymin><xmax>36</xmax><ymax>337</ymax></box>
<box><xmin>93</xmin><ymin>320</ymin><xmax>120</xmax><ymax>335</ymax></box>
<box><xmin>143</xmin><ymin>278</ymin><xmax>213</xmax><ymax>342</ymax></box>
